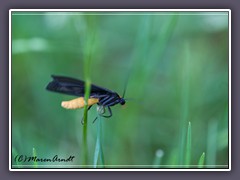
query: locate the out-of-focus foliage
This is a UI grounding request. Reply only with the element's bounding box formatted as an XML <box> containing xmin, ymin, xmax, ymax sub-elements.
<box><xmin>11</xmin><ymin>11</ymin><xmax>229</xmax><ymax>168</ymax></box>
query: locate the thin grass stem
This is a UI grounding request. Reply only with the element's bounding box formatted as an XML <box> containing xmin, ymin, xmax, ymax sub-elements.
<box><xmin>82</xmin><ymin>79</ymin><xmax>91</xmax><ymax>165</ymax></box>
<box><xmin>179</xmin><ymin>41</ymin><xmax>190</xmax><ymax>165</ymax></box>
<box><xmin>81</xmin><ymin>16</ymin><xmax>96</xmax><ymax>166</ymax></box>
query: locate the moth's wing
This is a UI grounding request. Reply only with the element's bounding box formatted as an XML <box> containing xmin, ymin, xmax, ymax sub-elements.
<box><xmin>46</xmin><ymin>75</ymin><xmax>85</xmax><ymax>96</ymax></box>
<box><xmin>90</xmin><ymin>81</ymin><xmax>116</xmax><ymax>97</ymax></box>
<box><xmin>46</xmin><ymin>75</ymin><xmax>114</xmax><ymax>97</ymax></box>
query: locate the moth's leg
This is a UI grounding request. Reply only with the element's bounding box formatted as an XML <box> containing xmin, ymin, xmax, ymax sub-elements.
<box><xmin>101</xmin><ymin>106</ymin><xmax>112</xmax><ymax>118</ymax></box>
<box><xmin>92</xmin><ymin>116</ymin><xmax>98</xmax><ymax>124</ymax></box>
<box><xmin>88</xmin><ymin>105</ymin><xmax>93</xmax><ymax>111</ymax></box>
<box><xmin>98</xmin><ymin>106</ymin><xmax>105</xmax><ymax>115</ymax></box>
<box><xmin>95</xmin><ymin>106</ymin><xmax>112</xmax><ymax>122</ymax></box>
<box><xmin>93</xmin><ymin>105</ymin><xmax>109</xmax><ymax>123</ymax></box>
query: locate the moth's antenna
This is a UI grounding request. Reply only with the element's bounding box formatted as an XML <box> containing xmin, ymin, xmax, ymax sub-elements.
<box><xmin>122</xmin><ymin>70</ymin><xmax>131</xmax><ymax>98</ymax></box>
<box><xmin>122</xmin><ymin>84</ymin><xmax>127</xmax><ymax>98</ymax></box>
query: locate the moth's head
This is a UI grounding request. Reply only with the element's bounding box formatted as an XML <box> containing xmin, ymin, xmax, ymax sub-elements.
<box><xmin>119</xmin><ymin>98</ymin><xmax>126</xmax><ymax>105</ymax></box>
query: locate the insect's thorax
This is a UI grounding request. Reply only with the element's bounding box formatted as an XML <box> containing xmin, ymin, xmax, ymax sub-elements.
<box><xmin>98</xmin><ymin>93</ymin><xmax>121</xmax><ymax>107</ymax></box>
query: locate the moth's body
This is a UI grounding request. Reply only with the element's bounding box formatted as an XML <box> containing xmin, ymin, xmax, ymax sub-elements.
<box><xmin>46</xmin><ymin>75</ymin><xmax>126</xmax><ymax>118</ymax></box>
<box><xmin>61</xmin><ymin>97</ymin><xmax>99</xmax><ymax>109</ymax></box>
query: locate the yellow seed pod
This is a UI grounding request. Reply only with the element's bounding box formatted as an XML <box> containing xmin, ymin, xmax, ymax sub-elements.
<box><xmin>61</xmin><ymin>97</ymin><xmax>99</xmax><ymax>109</ymax></box>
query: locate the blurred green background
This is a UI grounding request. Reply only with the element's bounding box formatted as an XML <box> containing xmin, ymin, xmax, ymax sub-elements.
<box><xmin>11</xmin><ymin>11</ymin><xmax>229</xmax><ymax>168</ymax></box>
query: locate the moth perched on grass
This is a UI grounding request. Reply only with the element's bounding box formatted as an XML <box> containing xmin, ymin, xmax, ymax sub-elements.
<box><xmin>46</xmin><ymin>75</ymin><xmax>126</xmax><ymax>120</ymax></box>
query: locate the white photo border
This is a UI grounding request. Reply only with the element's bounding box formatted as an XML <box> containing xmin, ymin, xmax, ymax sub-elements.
<box><xmin>9</xmin><ymin>9</ymin><xmax>231</xmax><ymax>171</ymax></box>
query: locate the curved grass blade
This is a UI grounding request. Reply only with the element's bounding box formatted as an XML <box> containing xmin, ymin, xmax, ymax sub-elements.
<box><xmin>184</xmin><ymin>122</ymin><xmax>191</xmax><ymax>167</ymax></box>
<box><xmin>198</xmin><ymin>152</ymin><xmax>205</xmax><ymax>168</ymax></box>
<box><xmin>93</xmin><ymin>112</ymin><xmax>105</xmax><ymax>168</ymax></box>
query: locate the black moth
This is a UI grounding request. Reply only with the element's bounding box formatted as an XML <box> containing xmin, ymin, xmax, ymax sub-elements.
<box><xmin>46</xmin><ymin>75</ymin><xmax>126</xmax><ymax>121</ymax></box>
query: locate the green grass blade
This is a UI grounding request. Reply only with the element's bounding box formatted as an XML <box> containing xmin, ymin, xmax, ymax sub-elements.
<box><xmin>206</xmin><ymin>120</ymin><xmax>218</xmax><ymax>168</ymax></box>
<box><xmin>99</xmin><ymin>144</ymin><xmax>105</xmax><ymax>167</ymax></box>
<box><xmin>154</xmin><ymin>15</ymin><xmax>179</xmax><ymax>58</ymax></box>
<box><xmin>82</xmin><ymin>79</ymin><xmax>91</xmax><ymax>165</ymax></box>
<box><xmin>81</xmin><ymin>15</ymin><xmax>97</xmax><ymax>166</ymax></box>
<box><xmin>32</xmin><ymin>147</ymin><xmax>38</xmax><ymax>168</ymax></box>
<box><xmin>184</xmin><ymin>122</ymin><xmax>191</xmax><ymax>167</ymax></box>
<box><xmin>179</xmin><ymin>41</ymin><xmax>190</xmax><ymax>165</ymax></box>
<box><xmin>153</xmin><ymin>149</ymin><xmax>164</xmax><ymax>168</ymax></box>
<box><xmin>93</xmin><ymin>136</ymin><xmax>100</xmax><ymax>168</ymax></box>
<box><xmin>166</xmin><ymin>149</ymin><xmax>178</xmax><ymax>168</ymax></box>
<box><xmin>198</xmin><ymin>152</ymin><xmax>205</xmax><ymax>168</ymax></box>
<box><xmin>93</xmin><ymin>113</ymin><xmax>105</xmax><ymax>168</ymax></box>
